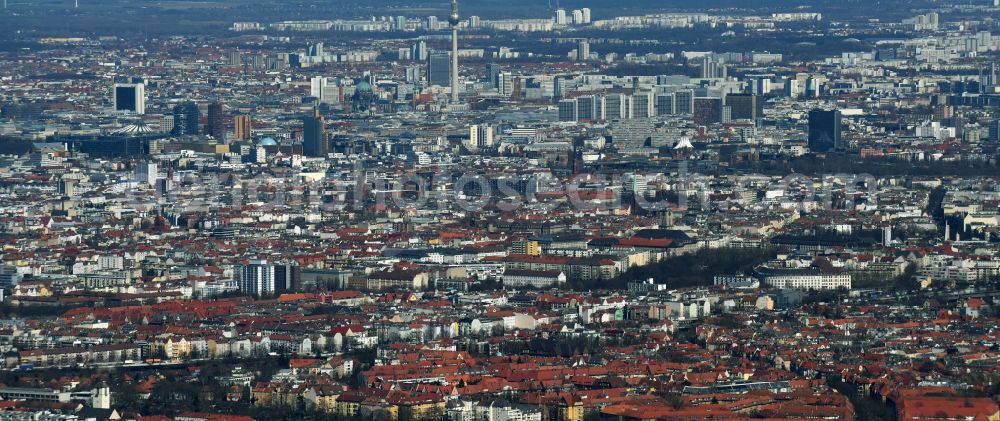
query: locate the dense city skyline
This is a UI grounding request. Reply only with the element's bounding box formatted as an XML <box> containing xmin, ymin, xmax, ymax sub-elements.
<box><xmin>1</xmin><ymin>0</ymin><xmax>1000</xmax><ymax>420</ymax></box>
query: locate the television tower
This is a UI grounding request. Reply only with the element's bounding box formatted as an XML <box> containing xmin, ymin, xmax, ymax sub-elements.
<box><xmin>449</xmin><ymin>0</ymin><xmax>460</xmax><ymax>102</ymax></box>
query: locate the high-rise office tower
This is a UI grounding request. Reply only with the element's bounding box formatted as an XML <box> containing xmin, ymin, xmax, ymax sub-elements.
<box><xmin>693</xmin><ymin>97</ymin><xmax>723</xmax><ymax>125</ymax></box>
<box><xmin>426</xmin><ymin>15</ymin><xmax>438</xmax><ymax>30</ymax></box>
<box><xmin>631</xmin><ymin>92</ymin><xmax>654</xmax><ymax>119</ymax></box>
<box><xmin>113</xmin><ymin>82</ymin><xmax>145</xmax><ymax>115</ymax></box>
<box><xmin>785</xmin><ymin>78</ymin><xmax>802</xmax><ymax>97</ymax></box>
<box><xmin>498</xmin><ymin>72</ymin><xmax>514</xmax><ymax>97</ymax></box>
<box><xmin>751</xmin><ymin>76</ymin><xmax>772</xmax><ymax>95</ymax></box>
<box><xmin>427</xmin><ymin>50</ymin><xmax>451</xmax><ymax>87</ymax></box>
<box><xmin>136</xmin><ymin>161</ymin><xmax>158</xmax><ymax>186</ymax></box>
<box><xmin>302</xmin><ymin>109</ymin><xmax>327</xmax><ymax>157</ymax></box>
<box><xmin>449</xmin><ymin>0</ymin><xmax>460</xmax><ymax>102</ymax></box>
<box><xmin>249</xmin><ymin>145</ymin><xmax>266</xmax><ymax>164</ymax></box>
<box><xmin>558</xmin><ymin>99</ymin><xmax>578</xmax><ymax>122</ymax></box>
<box><xmin>988</xmin><ymin>119</ymin><xmax>1000</xmax><ymax>143</ymax></box>
<box><xmin>725</xmin><ymin>93</ymin><xmax>763</xmax><ymax>123</ymax></box>
<box><xmin>310</xmin><ymin>77</ymin><xmax>328</xmax><ymax>100</ymax></box>
<box><xmin>171</xmin><ymin>102</ymin><xmax>200</xmax><ymax>136</ymax></box>
<box><xmin>808</xmin><ymin>109</ymin><xmax>842</xmax><ymax>152</ymax></box>
<box><xmin>206</xmin><ymin>101</ymin><xmax>226</xmax><ymax>142</ymax></box>
<box><xmin>469</xmin><ymin>124</ymin><xmax>494</xmax><ymax>149</ymax></box>
<box><xmin>656</xmin><ymin>94</ymin><xmax>675</xmax><ymax>116</ymax></box>
<box><xmin>405</xmin><ymin>66</ymin><xmax>422</xmax><ymax>85</ymax></box>
<box><xmin>239</xmin><ymin>260</ymin><xmax>275</xmax><ymax>296</ymax></box>
<box><xmin>160</xmin><ymin>115</ymin><xmax>175</xmax><ymax>134</ymax></box>
<box><xmin>805</xmin><ymin>77</ymin><xmax>822</xmax><ymax>98</ymax></box>
<box><xmin>674</xmin><ymin>90</ymin><xmax>694</xmax><ymax>114</ymax></box>
<box><xmin>605</xmin><ymin>94</ymin><xmax>626</xmax><ymax>120</ymax></box>
<box><xmin>594</xmin><ymin>96</ymin><xmax>606</xmax><ymax>121</ymax></box>
<box><xmin>580</xmin><ymin>8</ymin><xmax>591</xmax><ymax>24</ymax></box>
<box><xmin>577</xmin><ymin>40</ymin><xmax>590</xmax><ymax>61</ymax></box>
<box><xmin>933</xmin><ymin>105</ymin><xmax>954</xmax><ymax>121</ymax></box>
<box><xmin>233</xmin><ymin>114</ymin><xmax>252</xmax><ymax>141</ymax></box>
<box><xmin>576</xmin><ymin>96</ymin><xmax>596</xmax><ymax>121</ymax></box>
<box><xmin>273</xmin><ymin>263</ymin><xmax>300</xmax><ymax>293</ymax></box>
<box><xmin>410</xmin><ymin>41</ymin><xmax>428</xmax><ymax>61</ymax></box>
<box><xmin>228</xmin><ymin>49</ymin><xmax>241</xmax><ymax>66</ymax></box>
<box><xmin>58</xmin><ymin>177</ymin><xmax>77</xmax><ymax>197</ymax></box>
<box><xmin>721</xmin><ymin>105</ymin><xmax>732</xmax><ymax>124</ymax></box>
<box><xmin>487</xmin><ymin>63</ymin><xmax>502</xmax><ymax>89</ymax></box>
<box><xmin>572</xmin><ymin>9</ymin><xmax>583</xmax><ymax>24</ymax></box>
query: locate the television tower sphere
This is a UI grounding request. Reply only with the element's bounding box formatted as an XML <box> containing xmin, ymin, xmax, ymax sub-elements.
<box><xmin>449</xmin><ymin>0</ymin><xmax>460</xmax><ymax>26</ymax></box>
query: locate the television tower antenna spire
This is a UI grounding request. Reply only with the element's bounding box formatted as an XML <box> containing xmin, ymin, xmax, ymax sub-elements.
<box><xmin>449</xmin><ymin>0</ymin><xmax>460</xmax><ymax>102</ymax></box>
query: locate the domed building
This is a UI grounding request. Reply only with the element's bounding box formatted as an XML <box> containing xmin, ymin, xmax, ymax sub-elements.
<box><xmin>355</xmin><ymin>80</ymin><xmax>373</xmax><ymax>94</ymax></box>
<box><xmin>350</xmin><ymin>80</ymin><xmax>378</xmax><ymax>114</ymax></box>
